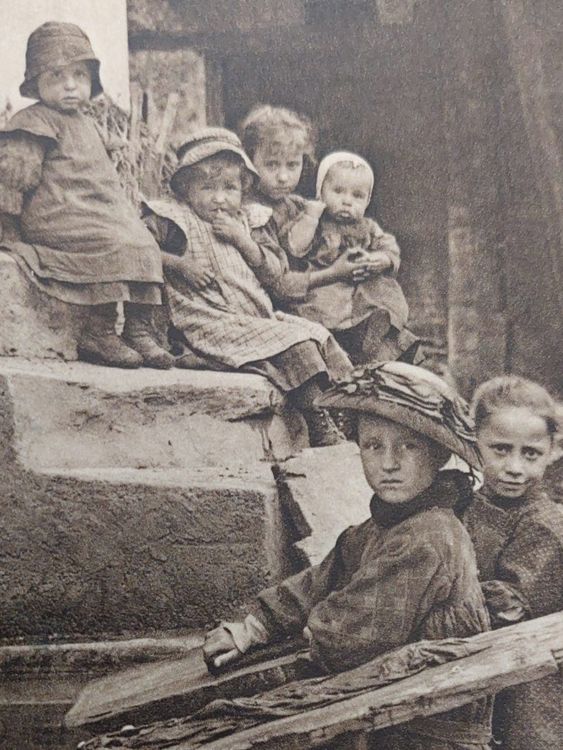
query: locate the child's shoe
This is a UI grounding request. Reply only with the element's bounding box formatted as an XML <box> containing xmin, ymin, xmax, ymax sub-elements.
<box><xmin>303</xmin><ymin>408</ymin><xmax>346</xmax><ymax>447</ymax></box>
<box><xmin>78</xmin><ymin>305</ymin><xmax>142</xmax><ymax>368</ymax></box>
<box><xmin>122</xmin><ymin>305</ymin><xmax>175</xmax><ymax>369</ymax></box>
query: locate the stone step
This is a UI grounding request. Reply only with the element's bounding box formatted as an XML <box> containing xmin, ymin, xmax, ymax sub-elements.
<box><xmin>0</xmin><ymin>464</ymin><xmax>289</xmax><ymax>640</ymax></box>
<box><xmin>0</xmin><ymin>357</ymin><xmax>307</xmax><ymax>473</ymax></box>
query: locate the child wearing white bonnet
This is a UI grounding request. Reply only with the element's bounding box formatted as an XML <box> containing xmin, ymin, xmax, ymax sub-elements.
<box><xmin>280</xmin><ymin>150</ymin><xmax>418</xmax><ymax>365</ymax></box>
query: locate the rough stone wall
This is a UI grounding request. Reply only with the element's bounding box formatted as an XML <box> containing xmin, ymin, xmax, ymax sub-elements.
<box><xmin>0</xmin><ymin>362</ymin><xmax>296</xmax><ymax>639</ymax></box>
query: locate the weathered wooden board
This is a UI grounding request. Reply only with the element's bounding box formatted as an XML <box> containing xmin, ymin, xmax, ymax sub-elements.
<box><xmin>66</xmin><ymin>638</ymin><xmax>310</xmax><ymax>732</ymax></box>
<box><xmin>79</xmin><ymin>612</ymin><xmax>563</xmax><ymax>750</ymax></box>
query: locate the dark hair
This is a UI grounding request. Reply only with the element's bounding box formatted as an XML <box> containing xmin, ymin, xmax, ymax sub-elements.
<box><xmin>472</xmin><ymin>375</ymin><xmax>558</xmax><ymax>437</ymax></box>
<box><xmin>239</xmin><ymin>104</ymin><xmax>316</xmax><ymax>173</ymax></box>
<box><xmin>171</xmin><ymin>152</ymin><xmax>252</xmax><ymax>197</ymax></box>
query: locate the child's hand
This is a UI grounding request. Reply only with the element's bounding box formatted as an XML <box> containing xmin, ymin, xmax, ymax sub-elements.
<box><xmin>330</xmin><ymin>250</ymin><xmax>365</xmax><ymax>281</ymax></box>
<box><xmin>203</xmin><ymin>625</ymin><xmax>242</xmax><ymax>669</ymax></box>
<box><xmin>179</xmin><ymin>259</ymin><xmax>214</xmax><ymax>290</ymax></box>
<box><xmin>362</xmin><ymin>251</ymin><xmax>393</xmax><ymax>275</ymax></box>
<box><xmin>212</xmin><ymin>212</ymin><xmax>246</xmax><ymax>246</ymax></box>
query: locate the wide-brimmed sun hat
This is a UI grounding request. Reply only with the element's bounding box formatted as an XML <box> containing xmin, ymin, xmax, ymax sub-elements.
<box><xmin>20</xmin><ymin>22</ymin><xmax>103</xmax><ymax>100</ymax></box>
<box><xmin>316</xmin><ymin>361</ymin><xmax>482</xmax><ymax>469</ymax></box>
<box><xmin>171</xmin><ymin>127</ymin><xmax>258</xmax><ymax>193</ymax></box>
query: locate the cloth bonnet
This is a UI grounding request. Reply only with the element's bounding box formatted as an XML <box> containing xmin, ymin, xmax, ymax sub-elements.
<box><xmin>316</xmin><ymin>361</ymin><xmax>482</xmax><ymax>469</ymax></box>
<box><xmin>316</xmin><ymin>151</ymin><xmax>375</xmax><ymax>201</ymax></box>
<box><xmin>171</xmin><ymin>127</ymin><xmax>258</xmax><ymax>193</ymax></box>
<box><xmin>20</xmin><ymin>22</ymin><xmax>103</xmax><ymax>100</ymax></box>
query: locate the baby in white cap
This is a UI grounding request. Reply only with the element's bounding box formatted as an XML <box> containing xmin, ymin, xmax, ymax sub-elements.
<box><xmin>282</xmin><ymin>151</ymin><xmax>418</xmax><ymax>364</ymax></box>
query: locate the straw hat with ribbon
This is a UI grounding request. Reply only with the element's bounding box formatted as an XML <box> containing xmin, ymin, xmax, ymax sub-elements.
<box><xmin>316</xmin><ymin>361</ymin><xmax>482</xmax><ymax>469</ymax></box>
<box><xmin>171</xmin><ymin>128</ymin><xmax>258</xmax><ymax>193</ymax></box>
<box><xmin>20</xmin><ymin>22</ymin><xmax>103</xmax><ymax>100</ymax></box>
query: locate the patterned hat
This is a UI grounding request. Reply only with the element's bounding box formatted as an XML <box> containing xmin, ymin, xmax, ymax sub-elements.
<box><xmin>171</xmin><ymin>127</ymin><xmax>258</xmax><ymax>192</ymax></box>
<box><xmin>316</xmin><ymin>361</ymin><xmax>482</xmax><ymax>469</ymax></box>
<box><xmin>20</xmin><ymin>22</ymin><xmax>103</xmax><ymax>100</ymax></box>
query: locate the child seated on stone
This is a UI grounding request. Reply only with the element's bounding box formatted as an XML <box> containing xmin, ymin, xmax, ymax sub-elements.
<box><xmin>240</xmin><ymin>105</ymin><xmax>418</xmax><ymax>364</ymax></box>
<box><xmin>0</xmin><ymin>22</ymin><xmax>172</xmax><ymax>369</ymax></box>
<box><xmin>204</xmin><ymin>362</ymin><xmax>492</xmax><ymax>750</ymax></box>
<box><xmin>464</xmin><ymin>375</ymin><xmax>563</xmax><ymax>750</ymax></box>
<box><xmin>142</xmin><ymin>127</ymin><xmax>352</xmax><ymax>447</ymax></box>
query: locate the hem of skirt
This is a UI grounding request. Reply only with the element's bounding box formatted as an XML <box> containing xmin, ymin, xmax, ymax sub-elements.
<box><xmin>8</xmin><ymin>253</ymin><xmax>162</xmax><ymax>306</ymax></box>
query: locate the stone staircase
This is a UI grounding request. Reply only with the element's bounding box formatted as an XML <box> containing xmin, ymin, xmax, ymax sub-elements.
<box><xmin>0</xmin><ymin>347</ymin><xmax>307</xmax><ymax>641</ymax></box>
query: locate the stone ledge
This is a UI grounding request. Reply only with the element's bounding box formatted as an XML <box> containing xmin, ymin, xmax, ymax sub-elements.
<box><xmin>0</xmin><ymin>358</ymin><xmax>307</xmax><ymax>473</ymax></box>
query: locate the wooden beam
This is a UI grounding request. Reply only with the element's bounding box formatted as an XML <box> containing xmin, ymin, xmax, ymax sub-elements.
<box><xmin>65</xmin><ymin>638</ymin><xmax>309</xmax><ymax>732</ymax></box>
<box><xmin>77</xmin><ymin>612</ymin><xmax>563</xmax><ymax>749</ymax></box>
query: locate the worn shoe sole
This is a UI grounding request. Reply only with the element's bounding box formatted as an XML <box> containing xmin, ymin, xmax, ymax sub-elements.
<box><xmin>77</xmin><ymin>346</ymin><xmax>142</xmax><ymax>369</ymax></box>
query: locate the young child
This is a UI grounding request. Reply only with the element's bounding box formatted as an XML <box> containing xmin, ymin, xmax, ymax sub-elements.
<box><xmin>0</xmin><ymin>22</ymin><xmax>172</xmax><ymax>369</ymax></box>
<box><xmin>204</xmin><ymin>362</ymin><xmax>492</xmax><ymax>750</ymax></box>
<box><xmin>464</xmin><ymin>376</ymin><xmax>563</xmax><ymax>750</ymax></box>
<box><xmin>142</xmin><ymin>127</ymin><xmax>352</xmax><ymax>446</ymax></box>
<box><xmin>240</xmin><ymin>105</ymin><xmax>418</xmax><ymax>364</ymax></box>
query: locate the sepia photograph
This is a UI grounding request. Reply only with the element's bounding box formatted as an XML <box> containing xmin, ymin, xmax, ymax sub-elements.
<box><xmin>0</xmin><ymin>1</ymin><xmax>561</xmax><ymax>748</ymax></box>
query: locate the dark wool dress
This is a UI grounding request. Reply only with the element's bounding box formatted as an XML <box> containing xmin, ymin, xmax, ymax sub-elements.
<box><xmin>464</xmin><ymin>486</ymin><xmax>563</xmax><ymax>750</ymax></box>
<box><xmin>0</xmin><ymin>103</ymin><xmax>163</xmax><ymax>305</ymax></box>
<box><xmin>250</xmin><ymin>473</ymin><xmax>492</xmax><ymax>750</ymax></box>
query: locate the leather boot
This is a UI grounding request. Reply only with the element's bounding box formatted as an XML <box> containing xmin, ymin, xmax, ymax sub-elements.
<box><xmin>122</xmin><ymin>304</ymin><xmax>175</xmax><ymax>369</ymax></box>
<box><xmin>78</xmin><ymin>304</ymin><xmax>143</xmax><ymax>368</ymax></box>
<box><xmin>303</xmin><ymin>408</ymin><xmax>346</xmax><ymax>447</ymax></box>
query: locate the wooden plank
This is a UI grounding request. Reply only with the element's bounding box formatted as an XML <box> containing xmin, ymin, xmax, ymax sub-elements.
<box><xmin>65</xmin><ymin>638</ymin><xmax>309</xmax><ymax>732</ymax></box>
<box><xmin>199</xmin><ymin>637</ymin><xmax>556</xmax><ymax>750</ymax></box>
<box><xmin>80</xmin><ymin>612</ymin><xmax>563</xmax><ymax>749</ymax></box>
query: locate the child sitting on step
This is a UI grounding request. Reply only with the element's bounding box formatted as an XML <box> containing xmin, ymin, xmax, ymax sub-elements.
<box><xmin>0</xmin><ymin>22</ymin><xmax>172</xmax><ymax>369</ymax></box>
<box><xmin>240</xmin><ymin>105</ymin><xmax>419</xmax><ymax>364</ymax></box>
<box><xmin>204</xmin><ymin>362</ymin><xmax>492</xmax><ymax>750</ymax></box>
<box><xmin>464</xmin><ymin>375</ymin><xmax>563</xmax><ymax>750</ymax></box>
<box><xmin>142</xmin><ymin>127</ymin><xmax>352</xmax><ymax>447</ymax></box>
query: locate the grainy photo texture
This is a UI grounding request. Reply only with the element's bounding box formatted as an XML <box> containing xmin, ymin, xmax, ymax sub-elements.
<box><xmin>0</xmin><ymin>2</ymin><xmax>561</xmax><ymax>749</ymax></box>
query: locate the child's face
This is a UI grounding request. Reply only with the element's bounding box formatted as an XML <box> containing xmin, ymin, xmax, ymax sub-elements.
<box><xmin>37</xmin><ymin>61</ymin><xmax>91</xmax><ymax>112</ymax></box>
<box><xmin>183</xmin><ymin>163</ymin><xmax>243</xmax><ymax>223</ymax></box>
<box><xmin>252</xmin><ymin>143</ymin><xmax>303</xmax><ymax>201</ymax></box>
<box><xmin>321</xmin><ymin>165</ymin><xmax>371</xmax><ymax>222</ymax></box>
<box><xmin>478</xmin><ymin>407</ymin><xmax>553</xmax><ymax>499</ymax></box>
<box><xmin>358</xmin><ymin>414</ymin><xmax>446</xmax><ymax>503</ymax></box>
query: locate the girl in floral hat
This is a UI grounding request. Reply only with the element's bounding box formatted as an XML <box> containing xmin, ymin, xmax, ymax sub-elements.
<box><xmin>0</xmin><ymin>22</ymin><xmax>172</xmax><ymax>369</ymax></box>
<box><xmin>142</xmin><ymin>126</ymin><xmax>352</xmax><ymax>447</ymax></box>
<box><xmin>204</xmin><ymin>361</ymin><xmax>492</xmax><ymax>750</ymax></box>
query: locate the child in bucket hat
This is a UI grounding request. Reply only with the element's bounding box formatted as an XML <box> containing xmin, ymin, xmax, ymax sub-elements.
<box><xmin>142</xmin><ymin>126</ymin><xmax>353</xmax><ymax>446</ymax></box>
<box><xmin>204</xmin><ymin>362</ymin><xmax>492</xmax><ymax>750</ymax></box>
<box><xmin>0</xmin><ymin>22</ymin><xmax>172</xmax><ymax>369</ymax></box>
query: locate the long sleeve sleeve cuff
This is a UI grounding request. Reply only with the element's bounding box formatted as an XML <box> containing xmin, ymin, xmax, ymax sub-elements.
<box><xmin>222</xmin><ymin>614</ymin><xmax>271</xmax><ymax>653</ymax></box>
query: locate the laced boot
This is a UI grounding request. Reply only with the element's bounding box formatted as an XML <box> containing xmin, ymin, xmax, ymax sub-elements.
<box><xmin>78</xmin><ymin>304</ymin><xmax>143</xmax><ymax>368</ymax></box>
<box><xmin>122</xmin><ymin>304</ymin><xmax>175</xmax><ymax>369</ymax></box>
<box><xmin>303</xmin><ymin>408</ymin><xmax>346</xmax><ymax>448</ymax></box>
